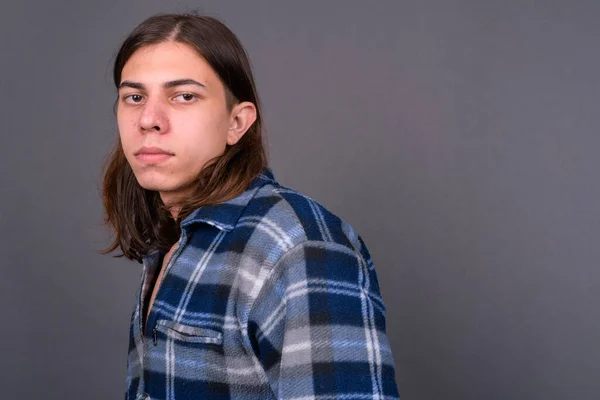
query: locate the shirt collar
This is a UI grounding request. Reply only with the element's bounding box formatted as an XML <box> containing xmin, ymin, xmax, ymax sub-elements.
<box><xmin>179</xmin><ymin>168</ymin><xmax>277</xmax><ymax>232</ymax></box>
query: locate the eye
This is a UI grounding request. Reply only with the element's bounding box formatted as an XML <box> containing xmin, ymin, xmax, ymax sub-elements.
<box><xmin>174</xmin><ymin>93</ymin><xmax>198</xmax><ymax>103</ymax></box>
<box><xmin>123</xmin><ymin>94</ymin><xmax>144</xmax><ymax>104</ymax></box>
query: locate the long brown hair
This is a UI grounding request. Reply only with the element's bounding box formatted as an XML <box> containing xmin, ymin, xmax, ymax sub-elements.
<box><xmin>102</xmin><ymin>12</ymin><xmax>268</xmax><ymax>261</ymax></box>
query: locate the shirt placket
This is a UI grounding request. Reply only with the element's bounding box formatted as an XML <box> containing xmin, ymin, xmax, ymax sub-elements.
<box><xmin>135</xmin><ymin>234</ymin><xmax>188</xmax><ymax>396</ymax></box>
<box><xmin>143</xmin><ymin>230</ymin><xmax>189</xmax><ymax>342</ymax></box>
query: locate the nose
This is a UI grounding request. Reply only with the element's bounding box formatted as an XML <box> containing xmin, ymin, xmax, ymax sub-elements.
<box><xmin>138</xmin><ymin>98</ymin><xmax>169</xmax><ymax>133</ymax></box>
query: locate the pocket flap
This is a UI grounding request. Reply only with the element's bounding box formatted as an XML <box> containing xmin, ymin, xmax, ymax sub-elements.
<box><xmin>155</xmin><ymin>319</ymin><xmax>223</xmax><ymax>345</ymax></box>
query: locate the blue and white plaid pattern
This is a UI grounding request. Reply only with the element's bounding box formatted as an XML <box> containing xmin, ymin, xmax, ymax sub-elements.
<box><xmin>126</xmin><ymin>168</ymin><xmax>400</xmax><ymax>399</ymax></box>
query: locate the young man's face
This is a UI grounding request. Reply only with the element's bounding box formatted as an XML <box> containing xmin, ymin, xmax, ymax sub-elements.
<box><xmin>117</xmin><ymin>41</ymin><xmax>255</xmax><ymax>208</ymax></box>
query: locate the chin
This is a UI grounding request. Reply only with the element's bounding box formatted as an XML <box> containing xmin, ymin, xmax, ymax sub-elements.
<box><xmin>134</xmin><ymin>172</ymin><xmax>195</xmax><ymax>195</ymax></box>
<box><xmin>134</xmin><ymin>173</ymin><xmax>178</xmax><ymax>192</ymax></box>
<box><xmin>137</xmin><ymin>182</ymin><xmax>167</xmax><ymax>192</ymax></box>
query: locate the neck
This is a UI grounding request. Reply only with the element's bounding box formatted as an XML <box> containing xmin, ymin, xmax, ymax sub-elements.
<box><xmin>159</xmin><ymin>193</ymin><xmax>182</xmax><ymax>220</ymax></box>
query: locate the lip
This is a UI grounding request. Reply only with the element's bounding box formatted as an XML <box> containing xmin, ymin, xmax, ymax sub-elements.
<box><xmin>134</xmin><ymin>146</ymin><xmax>174</xmax><ymax>163</ymax></box>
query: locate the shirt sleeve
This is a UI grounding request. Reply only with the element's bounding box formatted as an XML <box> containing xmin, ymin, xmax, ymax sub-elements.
<box><xmin>247</xmin><ymin>240</ymin><xmax>400</xmax><ymax>399</ymax></box>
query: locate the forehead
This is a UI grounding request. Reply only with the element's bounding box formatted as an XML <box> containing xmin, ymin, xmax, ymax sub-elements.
<box><xmin>120</xmin><ymin>41</ymin><xmax>219</xmax><ymax>87</ymax></box>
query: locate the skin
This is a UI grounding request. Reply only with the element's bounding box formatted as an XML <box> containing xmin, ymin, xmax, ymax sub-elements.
<box><xmin>117</xmin><ymin>41</ymin><xmax>257</xmax><ymax>320</ymax></box>
<box><xmin>117</xmin><ymin>41</ymin><xmax>257</xmax><ymax>219</ymax></box>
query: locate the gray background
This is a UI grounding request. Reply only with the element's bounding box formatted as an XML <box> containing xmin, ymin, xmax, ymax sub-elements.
<box><xmin>1</xmin><ymin>0</ymin><xmax>599</xmax><ymax>399</ymax></box>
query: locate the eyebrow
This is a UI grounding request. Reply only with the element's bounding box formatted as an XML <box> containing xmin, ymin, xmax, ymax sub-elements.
<box><xmin>118</xmin><ymin>78</ymin><xmax>207</xmax><ymax>90</ymax></box>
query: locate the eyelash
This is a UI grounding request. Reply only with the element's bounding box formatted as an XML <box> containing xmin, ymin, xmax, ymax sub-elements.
<box><xmin>122</xmin><ymin>93</ymin><xmax>198</xmax><ymax>104</ymax></box>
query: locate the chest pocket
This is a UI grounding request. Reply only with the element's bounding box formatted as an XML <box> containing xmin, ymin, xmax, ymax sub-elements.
<box><xmin>155</xmin><ymin>319</ymin><xmax>223</xmax><ymax>345</ymax></box>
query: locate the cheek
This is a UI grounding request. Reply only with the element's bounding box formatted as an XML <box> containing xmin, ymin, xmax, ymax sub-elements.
<box><xmin>175</xmin><ymin>126</ymin><xmax>228</xmax><ymax>171</ymax></box>
<box><xmin>179</xmin><ymin>110</ymin><xmax>229</xmax><ymax>147</ymax></box>
<box><xmin>117</xmin><ymin>113</ymin><xmax>137</xmax><ymax>133</ymax></box>
<box><xmin>117</xmin><ymin>116</ymin><xmax>138</xmax><ymax>149</ymax></box>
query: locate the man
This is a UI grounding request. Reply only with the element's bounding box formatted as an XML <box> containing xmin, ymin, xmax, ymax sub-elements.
<box><xmin>102</xmin><ymin>12</ymin><xmax>400</xmax><ymax>400</ymax></box>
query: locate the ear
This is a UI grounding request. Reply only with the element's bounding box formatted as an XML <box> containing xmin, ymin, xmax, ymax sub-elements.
<box><xmin>227</xmin><ymin>101</ymin><xmax>257</xmax><ymax>146</ymax></box>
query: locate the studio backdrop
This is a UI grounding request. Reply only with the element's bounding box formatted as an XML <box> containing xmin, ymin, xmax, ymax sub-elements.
<box><xmin>1</xmin><ymin>1</ymin><xmax>599</xmax><ymax>399</ymax></box>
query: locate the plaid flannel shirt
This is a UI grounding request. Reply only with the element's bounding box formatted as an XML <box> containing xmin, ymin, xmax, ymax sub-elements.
<box><xmin>126</xmin><ymin>168</ymin><xmax>400</xmax><ymax>400</ymax></box>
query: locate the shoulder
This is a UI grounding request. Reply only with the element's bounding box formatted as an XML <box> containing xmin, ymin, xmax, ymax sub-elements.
<box><xmin>243</xmin><ymin>183</ymin><xmax>386</xmax><ymax>323</ymax></box>
<box><xmin>238</xmin><ymin>180</ymin><xmax>372</xmax><ymax>267</ymax></box>
<box><xmin>236</xmin><ymin>179</ymin><xmax>385</xmax><ymax>323</ymax></box>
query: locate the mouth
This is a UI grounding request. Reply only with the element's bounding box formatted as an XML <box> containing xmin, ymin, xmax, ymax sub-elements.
<box><xmin>134</xmin><ymin>146</ymin><xmax>175</xmax><ymax>164</ymax></box>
